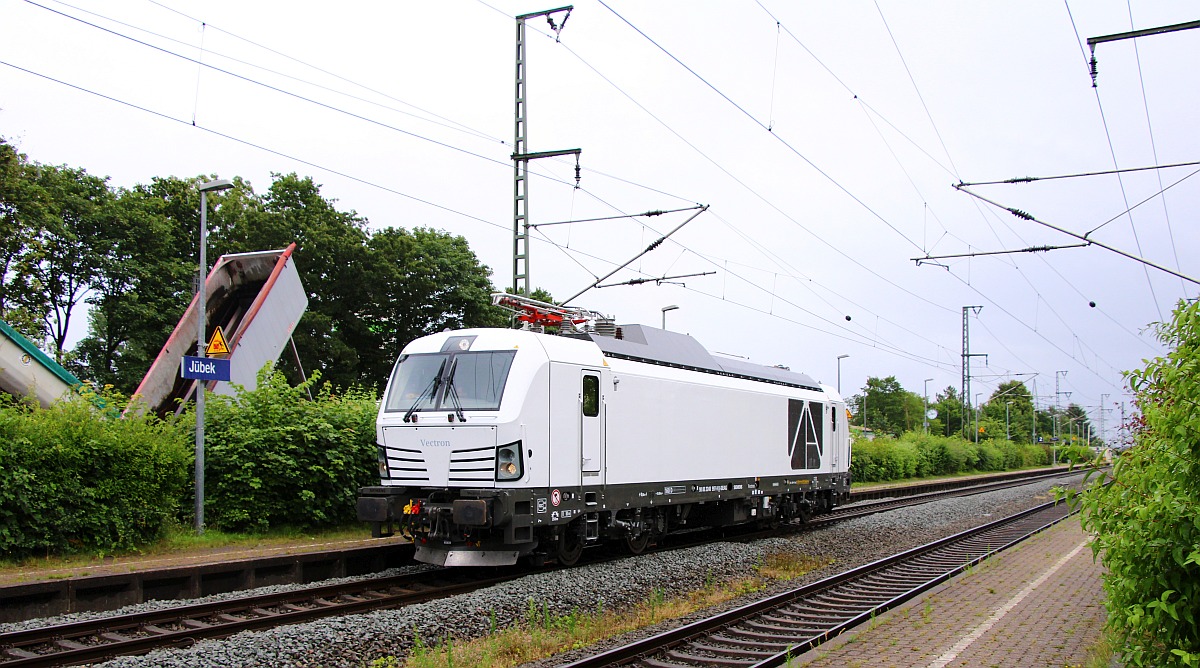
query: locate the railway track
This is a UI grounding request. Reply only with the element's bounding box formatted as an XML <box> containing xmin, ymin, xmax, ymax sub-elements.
<box><xmin>814</xmin><ymin>466</ymin><xmax>1082</xmax><ymax>526</ymax></box>
<box><xmin>0</xmin><ymin>468</ymin><xmax>1086</xmax><ymax>667</ymax></box>
<box><xmin>559</xmin><ymin>499</ymin><xmax>1074</xmax><ymax>668</ymax></box>
<box><xmin>0</xmin><ymin>567</ymin><xmax>525</xmax><ymax>667</ymax></box>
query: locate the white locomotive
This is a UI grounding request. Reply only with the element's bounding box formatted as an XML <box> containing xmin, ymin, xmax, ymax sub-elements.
<box><xmin>357</xmin><ymin>295</ymin><xmax>852</xmax><ymax>567</ymax></box>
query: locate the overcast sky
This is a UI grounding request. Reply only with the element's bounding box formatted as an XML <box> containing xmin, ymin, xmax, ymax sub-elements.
<box><xmin>3</xmin><ymin>0</ymin><xmax>1197</xmax><ymax>438</ymax></box>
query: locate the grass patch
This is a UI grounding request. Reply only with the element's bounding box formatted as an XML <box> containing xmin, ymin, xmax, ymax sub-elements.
<box><xmin>1082</xmin><ymin>628</ymin><xmax>1122</xmax><ymax>668</ymax></box>
<box><xmin>391</xmin><ymin>550</ymin><xmax>831</xmax><ymax>668</ymax></box>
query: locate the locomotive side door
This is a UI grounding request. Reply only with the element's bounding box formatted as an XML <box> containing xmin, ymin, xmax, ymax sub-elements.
<box><xmin>830</xmin><ymin>404</ymin><xmax>839</xmax><ymax>471</ymax></box>
<box><xmin>580</xmin><ymin>370</ymin><xmax>603</xmax><ymax>478</ymax></box>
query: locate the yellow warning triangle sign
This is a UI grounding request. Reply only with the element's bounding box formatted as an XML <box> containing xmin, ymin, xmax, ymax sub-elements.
<box><xmin>206</xmin><ymin>326</ymin><xmax>231</xmax><ymax>357</ymax></box>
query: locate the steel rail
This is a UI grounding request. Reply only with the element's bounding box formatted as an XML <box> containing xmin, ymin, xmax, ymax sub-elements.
<box><xmin>0</xmin><ymin>467</ymin><xmax>1087</xmax><ymax>666</ymax></box>
<box><xmin>560</xmin><ymin>500</ymin><xmax>1073</xmax><ymax>668</ymax></box>
<box><xmin>0</xmin><ymin>568</ymin><xmax>524</xmax><ymax>667</ymax></box>
<box><xmin>821</xmin><ymin>466</ymin><xmax>1085</xmax><ymax>526</ymax></box>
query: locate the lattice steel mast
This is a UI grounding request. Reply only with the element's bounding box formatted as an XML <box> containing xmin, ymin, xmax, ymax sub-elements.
<box><xmin>512</xmin><ymin>6</ymin><xmax>580</xmax><ymax>297</ymax></box>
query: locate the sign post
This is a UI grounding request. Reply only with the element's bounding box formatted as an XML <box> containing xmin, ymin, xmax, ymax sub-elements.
<box><xmin>184</xmin><ymin>324</ymin><xmax>232</xmax><ymax>535</ymax></box>
<box><xmin>195</xmin><ymin>179</ymin><xmax>233</xmax><ymax>534</ymax></box>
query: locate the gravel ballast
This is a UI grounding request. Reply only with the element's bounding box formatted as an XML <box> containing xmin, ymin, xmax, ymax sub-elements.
<box><xmin>65</xmin><ymin>475</ymin><xmax>1080</xmax><ymax>668</ymax></box>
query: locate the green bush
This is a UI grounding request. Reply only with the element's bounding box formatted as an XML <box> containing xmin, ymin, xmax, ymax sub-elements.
<box><xmin>0</xmin><ymin>390</ymin><xmax>191</xmax><ymax>557</ymax></box>
<box><xmin>850</xmin><ymin>436</ymin><xmax>916</xmax><ymax>481</ymax></box>
<box><xmin>197</xmin><ymin>368</ymin><xmax>378</xmax><ymax>532</ymax></box>
<box><xmin>850</xmin><ymin>431</ymin><xmax>1050</xmax><ymax>483</ymax></box>
<box><xmin>1074</xmin><ymin>300</ymin><xmax>1200</xmax><ymax>667</ymax></box>
<box><xmin>1055</xmin><ymin>443</ymin><xmax>1092</xmax><ymax>465</ymax></box>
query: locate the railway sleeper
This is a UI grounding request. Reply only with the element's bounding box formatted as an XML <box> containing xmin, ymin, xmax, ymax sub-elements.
<box><xmin>736</xmin><ymin>620</ymin><xmax>821</xmax><ymax>638</ymax></box>
<box><xmin>724</xmin><ymin>626</ymin><xmax>809</xmax><ymax>642</ymax></box>
<box><xmin>842</xmin><ymin>581</ymin><xmax>915</xmax><ymax>595</ymax></box>
<box><xmin>812</xmin><ymin>591</ymin><xmax>890</xmax><ymax>606</ymax></box>
<box><xmin>641</xmin><ymin>657</ymin><xmax>702</xmax><ymax>668</ymax></box>
<box><xmin>709</xmin><ymin>633</ymin><xmax>795</xmax><ymax>651</ymax></box>
<box><xmin>667</xmin><ymin>648</ymin><xmax>763</xmax><ymax>667</ymax></box>
<box><xmin>744</xmin><ymin>618</ymin><xmax>828</xmax><ymax>636</ymax></box>
<box><xmin>689</xmin><ymin>641</ymin><xmax>777</xmax><ymax>659</ymax></box>
<box><xmin>768</xmin><ymin>608</ymin><xmax>845</xmax><ymax>625</ymax></box>
<box><xmin>760</xmin><ymin>611</ymin><xmax>839</xmax><ymax>629</ymax></box>
<box><xmin>99</xmin><ymin>632</ymin><xmax>130</xmax><ymax>642</ymax></box>
<box><xmin>862</xmin><ymin>572</ymin><xmax>933</xmax><ymax>585</ymax></box>
<box><xmin>791</xmin><ymin>597</ymin><xmax>863</xmax><ymax>613</ymax></box>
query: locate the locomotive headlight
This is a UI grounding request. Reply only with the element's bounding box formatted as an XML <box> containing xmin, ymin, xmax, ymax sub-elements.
<box><xmin>496</xmin><ymin>441</ymin><xmax>523</xmax><ymax>481</ymax></box>
<box><xmin>378</xmin><ymin>448</ymin><xmax>390</xmax><ymax>478</ymax></box>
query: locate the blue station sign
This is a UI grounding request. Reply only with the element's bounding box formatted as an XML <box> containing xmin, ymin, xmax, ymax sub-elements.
<box><xmin>181</xmin><ymin>355</ymin><xmax>231</xmax><ymax>382</ymax></box>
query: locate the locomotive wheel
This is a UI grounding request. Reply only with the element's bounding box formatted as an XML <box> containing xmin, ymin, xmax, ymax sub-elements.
<box><xmin>623</xmin><ymin>530</ymin><xmax>651</xmax><ymax>555</ymax></box>
<box><xmin>556</xmin><ymin>529</ymin><xmax>584</xmax><ymax>566</ymax></box>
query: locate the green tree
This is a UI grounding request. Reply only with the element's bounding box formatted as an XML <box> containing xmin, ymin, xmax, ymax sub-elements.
<box><xmin>851</xmin><ymin>376</ymin><xmax>918</xmax><ymax>436</ymax></box>
<box><xmin>1075</xmin><ymin>299</ymin><xmax>1200</xmax><ymax>666</ymax></box>
<box><xmin>71</xmin><ymin>178</ymin><xmax>200</xmax><ymax>391</ymax></box>
<box><xmin>15</xmin><ymin>163</ymin><xmax>111</xmax><ymax>361</ymax></box>
<box><xmin>0</xmin><ymin>139</ymin><xmax>42</xmax><ymax>337</ymax></box>
<box><xmin>360</xmin><ymin>226</ymin><xmax>506</xmax><ymax>383</ymax></box>
<box><xmin>983</xmin><ymin>381</ymin><xmax>1034</xmax><ymax>443</ymax></box>
<box><xmin>0</xmin><ymin>142</ymin><xmax>111</xmax><ymax>353</ymax></box>
<box><xmin>4</xmin><ymin>152</ymin><xmax>509</xmax><ymax>394</ymax></box>
<box><xmin>223</xmin><ymin>173</ymin><xmax>373</xmax><ymax>389</ymax></box>
<box><xmin>1061</xmin><ymin>403</ymin><xmax>1095</xmax><ymax>445</ymax></box>
<box><xmin>932</xmin><ymin>385</ymin><xmax>964</xmax><ymax>438</ymax></box>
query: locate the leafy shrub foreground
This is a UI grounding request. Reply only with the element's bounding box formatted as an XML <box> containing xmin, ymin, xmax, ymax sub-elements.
<box><xmin>1075</xmin><ymin>300</ymin><xmax>1200</xmax><ymax>667</ymax></box>
<box><xmin>850</xmin><ymin>431</ymin><xmax>1048</xmax><ymax>482</ymax></box>
<box><xmin>198</xmin><ymin>369</ymin><xmax>378</xmax><ymax>532</ymax></box>
<box><xmin>0</xmin><ymin>392</ymin><xmax>190</xmax><ymax>557</ymax></box>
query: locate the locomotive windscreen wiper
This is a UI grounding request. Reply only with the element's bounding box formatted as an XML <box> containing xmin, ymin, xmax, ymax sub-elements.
<box><xmin>443</xmin><ymin>357</ymin><xmax>467</xmax><ymax>422</ymax></box>
<box><xmin>403</xmin><ymin>358</ymin><xmax>447</xmax><ymax>422</ymax></box>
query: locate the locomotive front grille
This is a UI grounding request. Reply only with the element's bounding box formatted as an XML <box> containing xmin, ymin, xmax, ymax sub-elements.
<box><xmin>448</xmin><ymin>445</ymin><xmax>496</xmax><ymax>482</ymax></box>
<box><xmin>381</xmin><ymin>425</ymin><xmax>498</xmax><ymax>487</ymax></box>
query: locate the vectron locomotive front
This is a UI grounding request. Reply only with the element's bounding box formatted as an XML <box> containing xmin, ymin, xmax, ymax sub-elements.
<box><xmin>357</xmin><ymin>299</ymin><xmax>852</xmax><ymax>567</ymax></box>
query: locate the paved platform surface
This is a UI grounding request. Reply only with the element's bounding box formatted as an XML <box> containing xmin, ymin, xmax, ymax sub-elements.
<box><xmin>0</xmin><ymin>534</ymin><xmax>407</xmax><ymax>587</ymax></box>
<box><xmin>792</xmin><ymin>517</ymin><xmax>1109</xmax><ymax>668</ymax></box>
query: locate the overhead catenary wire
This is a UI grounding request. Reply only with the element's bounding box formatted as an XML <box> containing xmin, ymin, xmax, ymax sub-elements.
<box><xmin>1124</xmin><ymin>0</ymin><xmax>1187</xmax><ymax>294</ymax></box>
<box><xmin>560</xmin><ymin>206</ymin><xmax>709</xmax><ymax>305</ymax></box>
<box><xmin>955</xmin><ymin>184</ymin><xmax>1200</xmax><ymax>287</ymax></box>
<box><xmin>597</xmin><ymin>0</ymin><xmax>928</xmax><ymax>256</ymax></box>
<box><xmin>8</xmin><ymin>1</ymin><xmax>1150</xmax><ymax>401</ymax></box>
<box><xmin>590</xmin><ymin>0</ymin><xmax>1143</xmax><ymax>394</ymax></box>
<box><xmin>46</xmin><ymin>0</ymin><xmax>505</xmax><ymax>145</ymax></box>
<box><xmin>530</xmin><ymin>205</ymin><xmax>704</xmax><ymax>228</ymax></box>
<box><xmin>575</xmin><ymin>1</ymin><xmax>1137</xmax><ymax>392</ymax></box>
<box><xmin>1062</xmin><ymin>0</ymin><xmax>1163</xmax><ymax>320</ymax></box>
<box><xmin>146</xmin><ymin>0</ymin><xmax>503</xmax><ymax>144</ymax></box>
<box><xmin>14</xmin><ymin>1</ymin><xmax>950</xmax><ymax>369</ymax></box>
<box><xmin>957</xmin><ymin>159</ymin><xmax>1200</xmax><ymax>186</ymax></box>
<box><xmin>566</xmin><ymin>2</ymin><xmax>1137</xmax><ymax>390</ymax></box>
<box><xmin>24</xmin><ymin>0</ymin><xmax>707</xmax><ymax>221</ymax></box>
<box><xmin>558</xmin><ymin>11</ymin><xmax>952</xmax><ymax>317</ymax></box>
<box><xmin>0</xmin><ymin>61</ymin><xmax>512</xmax><ymax>232</ymax></box>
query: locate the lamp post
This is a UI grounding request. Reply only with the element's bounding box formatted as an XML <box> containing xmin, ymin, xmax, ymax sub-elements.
<box><xmin>837</xmin><ymin>354</ymin><xmax>849</xmax><ymax>395</ymax></box>
<box><xmin>661</xmin><ymin>304</ymin><xmax>679</xmax><ymax>330</ymax></box>
<box><xmin>974</xmin><ymin>393</ymin><xmax>982</xmax><ymax>443</ymax></box>
<box><xmin>195</xmin><ymin>178</ymin><xmax>233</xmax><ymax>534</ymax></box>
<box><xmin>923</xmin><ymin>378</ymin><xmax>934</xmax><ymax>435</ymax></box>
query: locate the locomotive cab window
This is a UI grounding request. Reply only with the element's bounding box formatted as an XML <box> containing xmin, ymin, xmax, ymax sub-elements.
<box><xmin>384</xmin><ymin>351</ymin><xmax>516</xmax><ymax>413</ymax></box>
<box><xmin>582</xmin><ymin>374</ymin><xmax>600</xmax><ymax>417</ymax></box>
